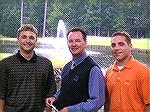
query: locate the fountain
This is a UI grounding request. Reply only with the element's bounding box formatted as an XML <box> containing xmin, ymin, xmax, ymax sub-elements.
<box><xmin>34</xmin><ymin>20</ymin><xmax>102</xmax><ymax>68</ymax></box>
<box><xmin>57</xmin><ymin>20</ymin><xmax>67</xmax><ymax>38</ymax></box>
<box><xmin>35</xmin><ymin>20</ymin><xmax>71</xmax><ymax>68</ymax></box>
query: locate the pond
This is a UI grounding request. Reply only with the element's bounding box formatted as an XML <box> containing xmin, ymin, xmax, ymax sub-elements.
<box><xmin>1</xmin><ymin>39</ymin><xmax>150</xmax><ymax>68</ymax></box>
<box><xmin>87</xmin><ymin>45</ymin><xmax>150</xmax><ymax>69</ymax></box>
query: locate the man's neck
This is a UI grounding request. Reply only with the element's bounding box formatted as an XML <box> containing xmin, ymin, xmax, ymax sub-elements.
<box><xmin>19</xmin><ymin>50</ymin><xmax>34</xmax><ymax>61</ymax></box>
<box><xmin>72</xmin><ymin>52</ymin><xmax>86</xmax><ymax>60</ymax></box>
<box><xmin>116</xmin><ymin>55</ymin><xmax>132</xmax><ymax>67</ymax></box>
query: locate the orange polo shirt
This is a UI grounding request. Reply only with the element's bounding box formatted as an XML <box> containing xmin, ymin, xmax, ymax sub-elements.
<box><xmin>105</xmin><ymin>57</ymin><xmax>150</xmax><ymax>112</ymax></box>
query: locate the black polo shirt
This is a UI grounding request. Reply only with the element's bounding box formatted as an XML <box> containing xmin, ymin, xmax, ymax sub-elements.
<box><xmin>0</xmin><ymin>51</ymin><xmax>56</xmax><ymax>112</ymax></box>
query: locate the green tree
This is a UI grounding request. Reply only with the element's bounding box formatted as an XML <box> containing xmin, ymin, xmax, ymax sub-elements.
<box><xmin>47</xmin><ymin>1</ymin><xmax>65</xmax><ymax>37</ymax></box>
<box><xmin>2</xmin><ymin>3</ymin><xmax>20</xmax><ymax>37</ymax></box>
<box><xmin>79</xmin><ymin>3</ymin><xmax>101</xmax><ymax>35</ymax></box>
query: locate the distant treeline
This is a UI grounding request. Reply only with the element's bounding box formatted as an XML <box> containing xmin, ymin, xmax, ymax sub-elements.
<box><xmin>0</xmin><ymin>0</ymin><xmax>150</xmax><ymax>38</ymax></box>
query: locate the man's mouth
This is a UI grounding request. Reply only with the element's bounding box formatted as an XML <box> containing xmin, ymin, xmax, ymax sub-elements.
<box><xmin>114</xmin><ymin>52</ymin><xmax>122</xmax><ymax>56</ymax></box>
<box><xmin>71</xmin><ymin>48</ymin><xmax>78</xmax><ymax>51</ymax></box>
<box><xmin>24</xmin><ymin>44</ymin><xmax>32</xmax><ymax>48</ymax></box>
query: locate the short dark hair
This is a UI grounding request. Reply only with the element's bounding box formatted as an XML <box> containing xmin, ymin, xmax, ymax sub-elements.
<box><xmin>17</xmin><ymin>24</ymin><xmax>38</xmax><ymax>38</ymax></box>
<box><xmin>112</xmin><ymin>31</ymin><xmax>131</xmax><ymax>44</ymax></box>
<box><xmin>67</xmin><ymin>27</ymin><xmax>87</xmax><ymax>41</ymax></box>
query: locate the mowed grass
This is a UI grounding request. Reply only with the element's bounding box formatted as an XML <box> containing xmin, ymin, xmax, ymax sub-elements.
<box><xmin>0</xmin><ymin>53</ymin><xmax>68</xmax><ymax>68</ymax></box>
<box><xmin>0</xmin><ymin>53</ymin><xmax>12</xmax><ymax>61</ymax></box>
<box><xmin>0</xmin><ymin>36</ymin><xmax>149</xmax><ymax>49</ymax></box>
<box><xmin>87</xmin><ymin>36</ymin><xmax>150</xmax><ymax>50</ymax></box>
<box><xmin>0</xmin><ymin>36</ymin><xmax>149</xmax><ymax>68</ymax></box>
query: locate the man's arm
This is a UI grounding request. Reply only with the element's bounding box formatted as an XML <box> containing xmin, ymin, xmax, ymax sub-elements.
<box><xmin>104</xmin><ymin>88</ymin><xmax>109</xmax><ymax>112</ymax></box>
<box><xmin>66</xmin><ymin>66</ymin><xmax>105</xmax><ymax>111</ymax></box>
<box><xmin>0</xmin><ymin>60</ymin><xmax>6</xmax><ymax>112</ymax></box>
<box><xmin>47</xmin><ymin>61</ymin><xmax>57</xmax><ymax>96</ymax></box>
<box><xmin>141</xmin><ymin>67</ymin><xmax>150</xmax><ymax>112</ymax></box>
<box><xmin>0</xmin><ymin>99</ymin><xmax>4</xmax><ymax>112</ymax></box>
<box><xmin>144</xmin><ymin>104</ymin><xmax>150</xmax><ymax>112</ymax></box>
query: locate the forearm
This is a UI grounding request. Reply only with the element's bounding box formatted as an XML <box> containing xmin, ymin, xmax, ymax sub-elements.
<box><xmin>67</xmin><ymin>100</ymin><xmax>100</xmax><ymax>112</ymax></box>
<box><xmin>0</xmin><ymin>99</ymin><xmax>4</xmax><ymax>112</ymax></box>
<box><xmin>45</xmin><ymin>108</ymin><xmax>52</xmax><ymax>112</ymax></box>
<box><xmin>53</xmin><ymin>90</ymin><xmax>60</xmax><ymax>100</ymax></box>
<box><xmin>144</xmin><ymin>104</ymin><xmax>150</xmax><ymax>112</ymax></box>
<box><xmin>67</xmin><ymin>67</ymin><xmax>105</xmax><ymax>111</ymax></box>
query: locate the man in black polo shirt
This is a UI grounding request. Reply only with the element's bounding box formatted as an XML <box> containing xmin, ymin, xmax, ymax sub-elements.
<box><xmin>0</xmin><ymin>24</ymin><xmax>56</xmax><ymax>112</ymax></box>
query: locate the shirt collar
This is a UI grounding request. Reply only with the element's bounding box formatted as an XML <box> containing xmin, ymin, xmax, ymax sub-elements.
<box><xmin>113</xmin><ymin>56</ymin><xmax>134</xmax><ymax>71</ymax></box>
<box><xmin>72</xmin><ymin>52</ymin><xmax>88</xmax><ymax>66</ymax></box>
<box><xmin>16</xmin><ymin>50</ymin><xmax>37</xmax><ymax>63</ymax></box>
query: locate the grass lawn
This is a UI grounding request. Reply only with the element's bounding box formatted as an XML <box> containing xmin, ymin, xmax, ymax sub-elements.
<box><xmin>1</xmin><ymin>36</ymin><xmax>149</xmax><ymax>68</ymax></box>
<box><xmin>0</xmin><ymin>37</ymin><xmax>17</xmax><ymax>41</ymax></box>
<box><xmin>87</xmin><ymin>36</ymin><xmax>150</xmax><ymax>50</ymax></box>
<box><xmin>1</xmin><ymin>36</ymin><xmax>150</xmax><ymax>49</ymax></box>
<box><xmin>0</xmin><ymin>53</ymin><xmax>68</xmax><ymax>68</ymax></box>
<box><xmin>0</xmin><ymin>53</ymin><xmax>12</xmax><ymax>60</ymax></box>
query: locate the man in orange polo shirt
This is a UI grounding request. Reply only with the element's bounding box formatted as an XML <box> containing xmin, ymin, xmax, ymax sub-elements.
<box><xmin>105</xmin><ymin>31</ymin><xmax>150</xmax><ymax>112</ymax></box>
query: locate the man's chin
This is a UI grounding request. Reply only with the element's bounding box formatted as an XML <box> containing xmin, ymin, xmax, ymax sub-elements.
<box><xmin>115</xmin><ymin>57</ymin><xmax>122</xmax><ymax>61</ymax></box>
<box><xmin>24</xmin><ymin>49</ymin><xmax>33</xmax><ymax>53</ymax></box>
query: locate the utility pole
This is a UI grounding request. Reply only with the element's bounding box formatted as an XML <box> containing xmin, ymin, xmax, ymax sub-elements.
<box><xmin>20</xmin><ymin>0</ymin><xmax>23</xmax><ymax>26</ymax></box>
<box><xmin>98</xmin><ymin>0</ymin><xmax>102</xmax><ymax>36</ymax></box>
<box><xmin>42</xmin><ymin>0</ymin><xmax>47</xmax><ymax>38</ymax></box>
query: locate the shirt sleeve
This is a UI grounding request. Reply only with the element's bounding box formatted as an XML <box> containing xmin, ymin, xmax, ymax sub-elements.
<box><xmin>67</xmin><ymin>66</ymin><xmax>105</xmax><ymax>112</ymax></box>
<box><xmin>46</xmin><ymin>61</ymin><xmax>57</xmax><ymax>97</ymax></box>
<box><xmin>53</xmin><ymin>90</ymin><xmax>60</xmax><ymax>99</ymax></box>
<box><xmin>0</xmin><ymin>60</ymin><xmax>7</xmax><ymax>100</ymax></box>
<box><xmin>138</xmin><ymin>66</ymin><xmax>150</xmax><ymax>104</ymax></box>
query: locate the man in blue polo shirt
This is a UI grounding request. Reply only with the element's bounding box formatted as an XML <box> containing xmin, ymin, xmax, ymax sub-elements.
<box><xmin>46</xmin><ymin>27</ymin><xmax>105</xmax><ymax>112</ymax></box>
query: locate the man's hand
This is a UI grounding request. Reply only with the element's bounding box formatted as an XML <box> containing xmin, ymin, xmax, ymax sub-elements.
<box><xmin>0</xmin><ymin>99</ymin><xmax>4</xmax><ymax>112</ymax></box>
<box><xmin>59</xmin><ymin>107</ymin><xmax>68</xmax><ymax>112</ymax></box>
<box><xmin>144</xmin><ymin>104</ymin><xmax>150</xmax><ymax>112</ymax></box>
<box><xmin>45</xmin><ymin>97</ymin><xmax>56</xmax><ymax>109</ymax></box>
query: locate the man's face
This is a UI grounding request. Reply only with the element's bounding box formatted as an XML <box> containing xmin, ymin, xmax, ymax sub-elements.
<box><xmin>17</xmin><ymin>31</ymin><xmax>37</xmax><ymax>53</ymax></box>
<box><xmin>67</xmin><ymin>31</ymin><xmax>87</xmax><ymax>58</ymax></box>
<box><xmin>111</xmin><ymin>35</ymin><xmax>132</xmax><ymax>62</ymax></box>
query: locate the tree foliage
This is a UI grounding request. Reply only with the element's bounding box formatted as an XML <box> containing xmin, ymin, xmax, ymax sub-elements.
<box><xmin>0</xmin><ymin>0</ymin><xmax>149</xmax><ymax>38</ymax></box>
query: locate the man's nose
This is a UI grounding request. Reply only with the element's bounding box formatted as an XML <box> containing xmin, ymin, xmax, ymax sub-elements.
<box><xmin>26</xmin><ymin>37</ymin><xmax>31</xmax><ymax>42</ymax></box>
<box><xmin>72</xmin><ymin>41</ymin><xmax>77</xmax><ymax>46</ymax></box>
<box><xmin>114</xmin><ymin>44</ymin><xmax>120</xmax><ymax>50</ymax></box>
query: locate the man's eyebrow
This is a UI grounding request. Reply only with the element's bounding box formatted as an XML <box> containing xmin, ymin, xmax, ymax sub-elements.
<box><xmin>118</xmin><ymin>42</ymin><xmax>125</xmax><ymax>44</ymax></box>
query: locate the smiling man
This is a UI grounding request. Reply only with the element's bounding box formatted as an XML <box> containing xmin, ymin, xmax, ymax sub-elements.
<box><xmin>0</xmin><ymin>24</ymin><xmax>56</xmax><ymax>112</ymax></box>
<box><xmin>46</xmin><ymin>27</ymin><xmax>105</xmax><ymax>112</ymax></box>
<box><xmin>105</xmin><ymin>31</ymin><xmax>150</xmax><ymax>112</ymax></box>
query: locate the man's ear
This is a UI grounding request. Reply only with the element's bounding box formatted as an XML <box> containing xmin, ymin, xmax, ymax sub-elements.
<box><xmin>85</xmin><ymin>41</ymin><xmax>87</xmax><ymax>48</ymax></box>
<box><xmin>17</xmin><ymin>37</ymin><xmax>19</xmax><ymax>43</ymax></box>
<box><xmin>129</xmin><ymin>43</ymin><xmax>133</xmax><ymax>51</ymax></box>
